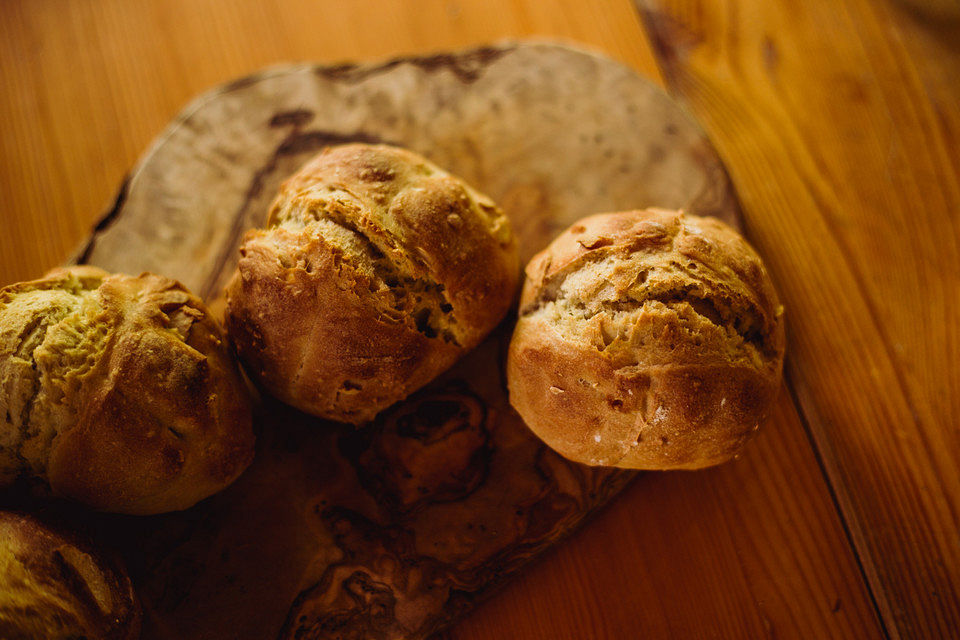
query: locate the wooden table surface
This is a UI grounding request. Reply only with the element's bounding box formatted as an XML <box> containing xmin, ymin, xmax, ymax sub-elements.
<box><xmin>1</xmin><ymin>1</ymin><xmax>957</xmax><ymax>638</ymax></box>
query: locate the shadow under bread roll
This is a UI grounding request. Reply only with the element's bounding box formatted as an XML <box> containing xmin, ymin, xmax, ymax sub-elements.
<box><xmin>0</xmin><ymin>266</ymin><xmax>255</xmax><ymax>515</ymax></box>
<box><xmin>0</xmin><ymin>511</ymin><xmax>140</xmax><ymax>640</ymax></box>
<box><xmin>508</xmin><ymin>209</ymin><xmax>785</xmax><ymax>470</ymax></box>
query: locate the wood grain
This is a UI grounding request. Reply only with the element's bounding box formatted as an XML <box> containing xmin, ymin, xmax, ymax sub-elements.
<box><xmin>0</xmin><ymin>0</ymin><xmax>661</xmax><ymax>288</ymax></box>
<box><xmin>65</xmin><ymin>42</ymin><xmax>750</xmax><ymax>639</ymax></box>
<box><xmin>635</xmin><ymin>0</ymin><xmax>960</xmax><ymax>637</ymax></box>
<box><xmin>0</xmin><ymin>0</ymin><xmax>922</xmax><ymax>637</ymax></box>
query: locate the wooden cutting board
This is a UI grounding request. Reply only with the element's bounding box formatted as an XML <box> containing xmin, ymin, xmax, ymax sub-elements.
<box><xmin>70</xmin><ymin>42</ymin><xmax>742</xmax><ymax>639</ymax></box>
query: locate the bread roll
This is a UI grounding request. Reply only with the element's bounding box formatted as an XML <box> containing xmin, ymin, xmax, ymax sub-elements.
<box><xmin>0</xmin><ymin>511</ymin><xmax>140</xmax><ymax>640</ymax></box>
<box><xmin>226</xmin><ymin>143</ymin><xmax>519</xmax><ymax>424</ymax></box>
<box><xmin>0</xmin><ymin>266</ymin><xmax>255</xmax><ymax>514</ymax></box>
<box><xmin>507</xmin><ymin>209</ymin><xmax>785</xmax><ymax>469</ymax></box>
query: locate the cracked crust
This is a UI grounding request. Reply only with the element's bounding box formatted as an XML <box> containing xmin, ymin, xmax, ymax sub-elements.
<box><xmin>507</xmin><ymin>209</ymin><xmax>785</xmax><ymax>469</ymax></box>
<box><xmin>0</xmin><ymin>266</ymin><xmax>255</xmax><ymax>514</ymax></box>
<box><xmin>225</xmin><ymin>143</ymin><xmax>519</xmax><ymax>424</ymax></box>
<box><xmin>0</xmin><ymin>512</ymin><xmax>140</xmax><ymax>640</ymax></box>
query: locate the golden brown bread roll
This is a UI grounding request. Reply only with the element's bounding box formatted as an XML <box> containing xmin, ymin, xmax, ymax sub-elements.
<box><xmin>226</xmin><ymin>143</ymin><xmax>519</xmax><ymax>424</ymax></box>
<box><xmin>507</xmin><ymin>209</ymin><xmax>785</xmax><ymax>469</ymax></box>
<box><xmin>0</xmin><ymin>511</ymin><xmax>140</xmax><ymax>640</ymax></box>
<box><xmin>0</xmin><ymin>266</ymin><xmax>255</xmax><ymax>514</ymax></box>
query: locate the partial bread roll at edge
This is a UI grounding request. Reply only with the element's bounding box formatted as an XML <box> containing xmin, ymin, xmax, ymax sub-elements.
<box><xmin>226</xmin><ymin>143</ymin><xmax>519</xmax><ymax>424</ymax></box>
<box><xmin>0</xmin><ymin>266</ymin><xmax>255</xmax><ymax>514</ymax></box>
<box><xmin>507</xmin><ymin>209</ymin><xmax>785</xmax><ymax>470</ymax></box>
<box><xmin>0</xmin><ymin>511</ymin><xmax>140</xmax><ymax>640</ymax></box>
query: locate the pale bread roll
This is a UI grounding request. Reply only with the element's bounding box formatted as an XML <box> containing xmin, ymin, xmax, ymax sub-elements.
<box><xmin>226</xmin><ymin>144</ymin><xmax>519</xmax><ymax>424</ymax></box>
<box><xmin>508</xmin><ymin>209</ymin><xmax>785</xmax><ymax>469</ymax></box>
<box><xmin>0</xmin><ymin>266</ymin><xmax>255</xmax><ymax>514</ymax></box>
<box><xmin>0</xmin><ymin>511</ymin><xmax>140</xmax><ymax>640</ymax></box>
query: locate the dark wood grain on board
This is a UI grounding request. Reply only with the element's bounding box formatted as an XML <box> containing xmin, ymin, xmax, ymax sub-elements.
<box><xmin>69</xmin><ymin>43</ymin><xmax>744</xmax><ymax>639</ymax></box>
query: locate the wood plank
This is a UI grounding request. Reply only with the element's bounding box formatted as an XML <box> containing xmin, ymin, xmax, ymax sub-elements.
<box><xmin>635</xmin><ymin>0</ymin><xmax>960</xmax><ymax>637</ymax></box>
<box><xmin>65</xmin><ymin>42</ymin><xmax>754</xmax><ymax>639</ymax></box>
<box><xmin>0</xmin><ymin>1</ymin><xmax>886</xmax><ymax>638</ymax></box>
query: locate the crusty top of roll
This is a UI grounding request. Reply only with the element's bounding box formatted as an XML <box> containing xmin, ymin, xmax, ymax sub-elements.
<box><xmin>0</xmin><ymin>266</ymin><xmax>255</xmax><ymax>514</ymax></box>
<box><xmin>226</xmin><ymin>143</ymin><xmax>519</xmax><ymax>424</ymax></box>
<box><xmin>265</xmin><ymin>143</ymin><xmax>515</xmax><ymax>344</ymax></box>
<box><xmin>0</xmin><ymin>511</ymin><xmax>140</xmax><ymax>640</ymax></box>
<box><xmin>509</xmin><ymin>209</ymin><xmax>785</xmax><ymax>469</ymax></box>
<box><xmin>521</xmin><ymin>209</ymin><xmax>784</xmax><ymax>370</ymax></box>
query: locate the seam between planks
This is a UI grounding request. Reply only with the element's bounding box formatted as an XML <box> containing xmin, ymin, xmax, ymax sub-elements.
<box><xmin>784</xmin><ymin>369</ymin><xmax>892</xmax><ymax>640</ymax></box>
<box><xmin>792</xmin><ymin>162</ymin><xmax>960</xmax><ymax>536</ymax></box>
<box><xmin>630</xmin><ymin>3</ymin><xmax>893</xmax><ymax>638</ymax></box>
